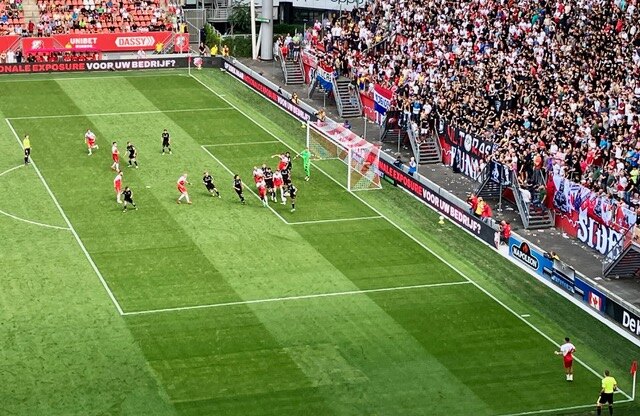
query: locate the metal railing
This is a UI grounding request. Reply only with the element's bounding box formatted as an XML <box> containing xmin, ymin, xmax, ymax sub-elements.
<box><xmin>509</xmin><ymin>169</ymin><xmax>530</xmax><ymax>228</ymax></box>
<box><xmin>602</xmin><ymin>226</ymin><xmax>638</xmax><ymax>273</ymax></box>
<box><xmin>406</xmin><ymin>123</ymin><xmax>421</xmax><ymax>164</ymax></box>
<box><xmin>331</xmin><ymin>75</ymin><xmax>342</xmax><ymax>115</ymax></box>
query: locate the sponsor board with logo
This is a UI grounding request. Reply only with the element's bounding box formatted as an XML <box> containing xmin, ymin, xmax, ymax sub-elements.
<box><xmin>0</xmin><ymin>57</ymin><xmax>220</xmax><ymax>74</ymax></box>
<box><xmin>0</xmin><ymin>32</ymin><xmax>176</xmax><ymax>53</ymax></box>
<box><xmin>378</xmin><ymin>157</ymin><xmax>499</xmax><ymax>247</ymax></box>
<box><xmin>508</xmin><ymin>236</ymin><xmax>553</xmax><ymax>277</ymax></box>
<box><xmin>608</xmin><ymin>301</ymin><xmax>640</xmax><ymax>339</ymax></box>
<box><xmin>574</xmin><ymin>279</ymin><xmax>607</xmax><ymax>312</ymax></box>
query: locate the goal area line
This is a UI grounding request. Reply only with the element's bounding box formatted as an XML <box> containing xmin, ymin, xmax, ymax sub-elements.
<box><xmin>121</xmin><ymin>280</ymin><xmax>471</xmax><ymax>316</ymax></box>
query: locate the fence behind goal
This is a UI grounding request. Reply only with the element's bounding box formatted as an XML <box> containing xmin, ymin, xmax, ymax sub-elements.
<box><xmin>306</xmin><ymin>119</ymin><xmax>382</xmax><ymax>191</ymax></box>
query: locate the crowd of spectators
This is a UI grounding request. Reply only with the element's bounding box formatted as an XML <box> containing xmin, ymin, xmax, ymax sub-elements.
<box><xmin>0</xmin><ymin>48</ymin><xmax>98</xmax><ymax>62</ymax></box>
<box><xmin>0</xmin><ymin>0</ymin><xmax>25</xmax><ymax>35</ymax></box>
<box><xmin>34</xmin><ymin>0</ymin><xmax>184</xmax><ymax>34</ymax></box>
<box><xmin>0</xmin><ymin>0</ymin><xmax>184</xmax><ymax>36</ymax></box>
<box><xmin>306</xmin><ymin>0</ymin><xmax>640</xmax><ymax>210</ymax></box>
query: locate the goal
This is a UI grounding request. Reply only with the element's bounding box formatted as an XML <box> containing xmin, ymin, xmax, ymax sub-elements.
<box><xmin>306</xmin><ymin>119</ymin><xmax>382</xmax><ymax>191</ymax></box>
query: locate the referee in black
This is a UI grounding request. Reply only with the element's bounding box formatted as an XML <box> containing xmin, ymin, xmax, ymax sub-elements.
<box><xmin>203</xmin><ymin>171</ymin><xmax>221</xmax><ymax>198</ymax></box>
<box><xmin>233</xmin><ymin>174</ymin><xmax>245</xmax><ymax>204</ymax></box>
<box><xmin>122</xmin><ymin>186</ymin><xmax>138</xmax><ymax>212</ymax></box>
<box><xmin>596</xmin><ymin>370</ymin><xmax>617</xmax><ymax>416</ymax></box>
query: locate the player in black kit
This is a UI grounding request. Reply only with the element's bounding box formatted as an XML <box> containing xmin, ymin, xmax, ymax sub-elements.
<box><xmin>263</xmin><ymin>166</ymin><xmax>276</xmax><ymax>202</ymax></box>
<box><xmin>126</xmin><ymin>141</ymin><xmax>139</xmax><ymax>168</ymax></box>
<box><xmin>203</xmin><ymin>171</ymin><xmax>221</xmax><ymax>198</ymax></box>
<box><xmin>281</xmin><ymin>166</ymin><xmax>291</xmax><ymax>186</ymax></box>
<box><xmin>233</xmin><ymin>174</ymin><xmax>245</xmax><ymax>204</ymax></box>
<box><xmin>122</xmin><ymin>186</ymin><xmax>138</xmax><ymax>212</ymax></box>
<box><xmin>286</xmin><ymin>182</ymin><xmax>297</xmax><ymax>212</ymax></box>
<box><xmin>161</xmin><ymin>129</ymin><xmax>172</xmax><ymax>154</ymax></box>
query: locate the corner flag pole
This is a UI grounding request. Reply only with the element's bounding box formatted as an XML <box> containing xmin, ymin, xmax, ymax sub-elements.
<box><xmin>188</xmin><ymin>52</ymin><xmax>191</xmax><ymax>76</ymax></box>
<box><xmin>632</xmin><ymin>361</ymin><xmax>637</xmax><ymax>401</ymax></box>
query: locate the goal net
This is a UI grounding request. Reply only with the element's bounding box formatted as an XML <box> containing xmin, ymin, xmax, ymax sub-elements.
<box><xmin>306</xmin><ymin>119</ymin><xmax>382</xmax><ymax>191</ymax></box>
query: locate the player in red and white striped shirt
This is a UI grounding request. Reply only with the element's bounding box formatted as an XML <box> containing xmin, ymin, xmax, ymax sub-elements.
<box><xmin>273</xmin><ymin>170</ymin><xmax>285</xmax><ymax>203</ymax></box>
<box><xmin>176</xmin><ymin>173</ymin><xmax>192</xmax><ymax>204</ymax></box>
<box><xmin>114</xmin><ymin>170</ymin><xmax>123</xmax><ymax>204</ymax></box>
<box><xmin>257</xmin><ymin>179</ymin><xmax>268</xmax><ymax>207</ymax></box>
<box><xmin>85</xmin><ymin>129</ymin><xmax>98</xmax><ymax>155</ymax></box>
<box><xmin>111</xmin><ymin>142</ymin><xmax>120</xmax><ymax>171</ymax></box>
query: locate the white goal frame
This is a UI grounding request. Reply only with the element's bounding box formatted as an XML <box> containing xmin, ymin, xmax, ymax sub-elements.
<box><xmin>305</xmin><ymin>120</ymin><xmax>382</xmax><ymax>192</ymax></box>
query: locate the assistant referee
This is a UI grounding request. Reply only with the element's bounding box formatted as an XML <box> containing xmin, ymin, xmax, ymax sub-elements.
<box><xmin>596</xmin><ymin>369</ymin><xmax>617</xmax><ymax>416</ymax></box>
<box><xmin>23</xmin><ymin>134</ymin><xmax>31</xmax><ymax>165</ymax></box>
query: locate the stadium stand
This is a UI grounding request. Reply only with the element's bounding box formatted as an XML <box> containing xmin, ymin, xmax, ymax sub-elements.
<box><xmin>0</xmin><ymin>0</ymin><xmax>26</xmax><ymax>35</ymax></box>
<box><xmin>32</xmin><ymin>0</ymin><xmax>182</xmax><ymax>34</ymax></box>
<box><xmin>306</xmin><ymin>0</ymin><xmax>640</xmax><ymax>215</ymax></box>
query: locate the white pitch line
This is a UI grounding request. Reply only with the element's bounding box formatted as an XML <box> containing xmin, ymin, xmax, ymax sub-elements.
<box><xmin>0</xmin><ymin>208</ymin><xmax>71</xmax><ymax>231</ymax></box>
<box><xmin>497</xmin><ymin>397</ymin><xmax>635</xmax><ymax>416</ymax></box>
<box><xmin>288</xmin><ymin>216</ymin><xmax>383</xmax><ymax>225</ymax></box>
<box><xmin>7</xmin><ymin>107</ymin><xmax>234</xmax><ymax>121</ymax></box>
<box><xmin>191</xmin><ymin>72</ymin><xmax>634</xmax><ymax>400</ymax></box>
<box><xmin>122</xmin><ymin>280</ymin><xmax>471</xmax><ymax>316</ymax></box>
<box><xmin>202</xmin><ymin>141</ymin><xmax>280</xmax><ymax>147</ymax></box>
<box><xmin>200</xmin><ymin>145</ymin><xmax>289</xmax><ymax>225</ymax></box>
<box><xmin>0</xmin><ymin>164</ymin><xmax>70</xmax><ymax>230</ymax></box>
<box><xmin>0</xmin><ymin>164</ymin><xmax>23</xmax><ymax>177</ymax></box>
<box><xmin>6</xmin><ymin>119</ymin><xmax>125</xmax><ymax>316</ymax></box>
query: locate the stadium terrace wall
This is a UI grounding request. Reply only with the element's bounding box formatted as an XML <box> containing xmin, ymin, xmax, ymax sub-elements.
<box><xmin>218</xmin><ymin>57</ymin><xmax>640</xmax><ymax>346</ymax></box>
<box><xmin>0</xmin><ymin>56</ymin><xmax>221</xmax><ymax>74</ymax></box>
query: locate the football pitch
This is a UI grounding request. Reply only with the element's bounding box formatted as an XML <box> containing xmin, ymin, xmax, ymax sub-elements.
<box><xmin>0</xmin><ymin>69</ymin><xmax>638</xmax><ymax>416</ymax></box>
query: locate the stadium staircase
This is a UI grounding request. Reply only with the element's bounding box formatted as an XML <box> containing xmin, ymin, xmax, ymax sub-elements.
<box><xmin>603</xmin><ymin>228</ymin><xmax>640</xmax><ymax>279</ymax></box>
<box><xmin>417</xmin><ymin>135</ymin><xmax>441</xmax><ymax>164</ymax></box>
<box><xmin>476</xmin><ymin>165</ymin><xmax>554</xmax><ymax>229</ymax></box>
<box><xmin>275</xmin><ymin>46</ymin><xmax>304</xmax><ymax>85</ymax></box>
<box><xmin>332</xmin><ymin>76</ymin><xmax>362</xmax><ymax>118</ymax></box>
<box><xmin>379</xmin><ymin>110</ymin><xmax>408</xmax><ymax>152</ymax></box>
<box><xmin>22</xmin><ymin>0</ymin><xmax>38</xmax><ymax>24</ymax></box>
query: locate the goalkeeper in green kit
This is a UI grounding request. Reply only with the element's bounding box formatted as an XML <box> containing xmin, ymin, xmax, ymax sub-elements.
<box><xmin>294</xmin><ymin>147</ymin><xmax>313</xmax><ymax>181</ymax></box>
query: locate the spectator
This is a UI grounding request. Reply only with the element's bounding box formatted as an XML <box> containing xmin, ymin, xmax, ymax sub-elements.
<box><xmin>343</xmin><ymin>119</ymin><xmax>351</xmax><ymax>130</ymax></box>
<box><xmin>467</xmin><ymin>193</ymin><xmax>479</xmax><ymax>214</ymax></box>
<box><xmin>499</xmin><ymin>221</ymin><xmax>511</xmax><ymax>245</ymax></box>
<box><xmin>291</xmin><ymin>92</ymin><xmax>299</xmax><ymax>105</ymax></box>
<box><xmin>222</xmin><ymin>44</ymin><xmax>229</xmax><ymax>57</ymax></box>
<box><xmin>474</xmin><ymin>197</ymin><xmax>486</xmax><ymax>218</ymax></box>
<box><xmin>520</xmin><ymin>186</ymin><xmax>532</xmax><ymax>209</ymax></box>
<box><xmin>408</xmin><ymin>157</ymin><xmax>417</xmax><ymax>176</ymax></box>
<box><xmin>393</xmin><ymin>154</ymin><xmax>402</xmax><ymax>168</ymax></box>
<box><xmin>198</xmin><ymin>42</ymin><xmax>206</xmax><ymax>56</ymax></box>
<box><xmin>211</xmin><ymin>44</ymin><xmax>219</xmax><ymax>56</ymax></box>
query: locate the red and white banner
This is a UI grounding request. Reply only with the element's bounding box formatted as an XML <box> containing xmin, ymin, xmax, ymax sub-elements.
<box><xmin>3</xmin><ymin>32</ymin><xmax>175</xmax><ymax>53</ymax></box>
<box><xmin>300</xmin><ymin>49</ymin><xmax>318</xmax><ymax>84</ymax></box>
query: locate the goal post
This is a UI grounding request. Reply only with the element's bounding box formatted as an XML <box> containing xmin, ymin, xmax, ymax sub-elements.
<box><xmin>306</xmin><ymin>119</ymin><xmax>382</xmax><ymax>191</ymax></box>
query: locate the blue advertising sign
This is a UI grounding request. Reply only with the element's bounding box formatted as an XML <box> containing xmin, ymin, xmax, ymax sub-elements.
<box><xmin>508</xmin><ymin>236</ymin><xmax>553</xmax><ymax>278</ymax></box>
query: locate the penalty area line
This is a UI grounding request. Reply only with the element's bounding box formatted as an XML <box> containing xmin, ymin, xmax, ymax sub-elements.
<box><xmin>189</xmin><ymin>72</ymin><xmax>634</xmax><ymax>400</ymax></box>
<box><xmin>122</xmin><ymin>280</ymin><xmax>471</xmax><ymax>316</ymax></box>
<box><xmin>200</xmin><ymin>145</ymin><xmax>289</xmax><ymax>225</ymax></box>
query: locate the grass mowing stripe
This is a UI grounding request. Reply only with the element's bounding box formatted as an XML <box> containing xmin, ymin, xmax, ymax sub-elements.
<box><xmin>288</xmin><ymin>215</ymin><xmax>383</xmax><ymax>225</ymax></box>
<box><xmin>191</xmin><ymin>71</ymin><xmax>634</xmax><ymax>400</ymax></box>
<box><xmin>6</xmin><ymin>118</ymin><xmax>125</xmax><ymax>316</ymax></box>
<box><xmin>122</xmin><ymin>280</ymin><xmax>471</xmax><ymax>315</ymax></box>
<box><xmin>7</xmin><ymin>107</ymin><xmax>234</xmax><ymax>120</ymax></box>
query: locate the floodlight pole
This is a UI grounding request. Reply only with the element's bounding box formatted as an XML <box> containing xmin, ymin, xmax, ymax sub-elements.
<box><xmin>250</xmin><ymin>0</ymin><xmax>257</xmax><ymax>59</ymax></box>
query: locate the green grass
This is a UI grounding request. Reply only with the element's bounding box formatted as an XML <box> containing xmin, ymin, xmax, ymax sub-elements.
<box><xmin>0</xmin><ymin>69</ymin><xmax>637</xmax><ymax>415</ymax></box>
